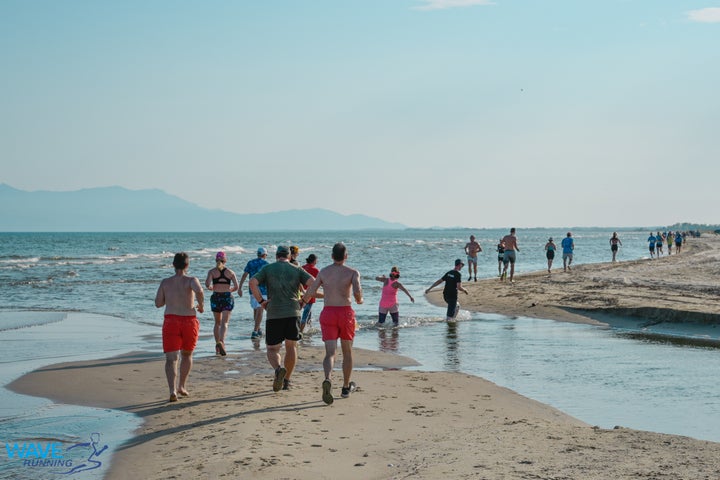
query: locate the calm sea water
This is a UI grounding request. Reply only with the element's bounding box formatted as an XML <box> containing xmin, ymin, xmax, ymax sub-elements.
<box><xmin>0</xmin><ymin>229</ymin><xmax>716</xmax><ymax>478</ymax></box>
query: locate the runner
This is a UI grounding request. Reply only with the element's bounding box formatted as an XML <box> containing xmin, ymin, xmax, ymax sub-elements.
<box><xmin>302</xmin><ymin>243</ymin><xmax>363</xmax><ymax>404</ymax></box>
<box><xmin>238</xmin><ymin>247</ymin><xmax>269</xmax><ymax>339</ymax></box>
<box><xmin>545</xmin><ymin>237</ymin><xmax>557</xmax><ymax>273</ymax></box>
<box><xmin>249</xmin><ymin>246</ymin><xmax>314</xmax><ymax>392</ymax></box>
<box><xmin>464</xmin><ymin>235</ymin><xmax>482</xmax><ymax>282</ymax></box>
<box><xmin>425</xmin><ymin>258</ymin><xmax>468</xmax><ymax>323</ymax></box>
<box><xmin>501</xmin><ymin>228</ymin><xmax>520</xmax><ymax>283</ymax></box>
<box><xmin>496</xmin><ymin>238</ymin><xmax>505</xmax><ymax>277</ymax></box>
<box><xmin>561</xmin><ymin>232</ymin><xmax>574</xmax><ymax>272</ymax></box>
<box><xmin>155</xmin><ymin>252</ymin><xmax>204</xmax><ymax>402</ymax></box>
<box><xmin>610</xmin><ymin>232</ymin><xmax>622</xmax><ymax>262</ymax></box>
<box><xmin>204</xmin><ymin>251</ymin><xmax>238</xmax><ymax>355</ymax></box>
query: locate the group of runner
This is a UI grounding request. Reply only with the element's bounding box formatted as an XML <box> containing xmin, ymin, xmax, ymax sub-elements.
<box><xmin>155</xmin><ymin>243</ymin><xmax>364</xmax><ymax>405</ymax></box>
<box><xmin>647</xmin><ymin>231</ymin><xmax>685</xmax><ymax>258</ymax></box>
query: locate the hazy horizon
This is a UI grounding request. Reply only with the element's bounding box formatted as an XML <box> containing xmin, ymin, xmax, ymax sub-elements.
<box><xmin>0</xmin><ymin>182</ymin><xmax>719</xmax><ymax>233</ymax></box>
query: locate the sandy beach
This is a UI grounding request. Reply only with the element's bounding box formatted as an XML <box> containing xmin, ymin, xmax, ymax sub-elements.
<box><xmin>9</xmin><ymin>235</ymin><xmax>720</xmax><ymax>479</ymax></box>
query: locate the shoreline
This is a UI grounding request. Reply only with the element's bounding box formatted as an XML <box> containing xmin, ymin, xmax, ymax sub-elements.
<box><xmin>7</xmin><ymin>235</ymin><xmax>720</xmax><ymax>478</ymax></box>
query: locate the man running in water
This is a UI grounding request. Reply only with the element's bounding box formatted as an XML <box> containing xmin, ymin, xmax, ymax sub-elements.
<box><xmin>425</xmin><ymin>258</ymin><xmax>468</xmax><ymax>323</ymax></box>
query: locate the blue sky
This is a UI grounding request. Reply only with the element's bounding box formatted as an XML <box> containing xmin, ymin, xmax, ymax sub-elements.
<box><xmin>1</xmin><ymin>1</ymin><xmax>718</xmax><ymax>228</ymax></box>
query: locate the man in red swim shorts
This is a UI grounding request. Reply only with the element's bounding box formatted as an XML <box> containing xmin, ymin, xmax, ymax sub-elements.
<box><xmin>155</xmin><ymin>252</ymin><xmax>204</xmax><ymax>402</ymax></box>
<box><xmin>302</xmin><ymin>243</ymin><xmax>363</xmax><ymax>405</ymax></box>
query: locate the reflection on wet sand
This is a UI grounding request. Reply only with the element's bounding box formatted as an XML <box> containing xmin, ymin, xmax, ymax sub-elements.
<box><xmin>445</xmin><ymin>322</ymin><xmax>460</xmax><ymax>371</ymax></box>
<box><xmin>378</xmin><ymin>328</ymin><xmax>399</xmax><ymax>353</ymax></box>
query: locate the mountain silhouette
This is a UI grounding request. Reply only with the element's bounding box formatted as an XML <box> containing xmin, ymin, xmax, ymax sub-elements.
<box><xmin>0</xmin><ymin>184</ymin><xmax>405</xmax><ymax>232</ymax></box>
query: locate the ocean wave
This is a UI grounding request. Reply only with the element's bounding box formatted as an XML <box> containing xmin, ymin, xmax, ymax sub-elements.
<box><xmin>0</xmin><ymin>256</ymin><xmax>41</xmax><ymax>265</ymax></box>
<box><xmin>0</xmin><ymin>264</ymin><xmax>37</xmax><ymax>270</ymax></box>
<box><xmin>7</xmin><ymin>279</ymin><xmax>54</xmax><ymax>287</ymax></box>
<box><xmin>0</xmin><ymin>253</ymin><xmax>174</xmax><ymax>272</ymax></box>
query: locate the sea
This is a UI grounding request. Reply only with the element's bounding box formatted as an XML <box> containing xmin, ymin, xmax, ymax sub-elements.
<box><xmin>1</xmin><ymin>228</ymin><xmax>719</xmax><ymax>479</ymax></box>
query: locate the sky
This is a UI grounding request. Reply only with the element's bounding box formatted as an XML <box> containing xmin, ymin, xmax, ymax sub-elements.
<box><xmin>1</xmin><ymin>1</ymin><xmax>719</xmax><ymax>229</ymax></box>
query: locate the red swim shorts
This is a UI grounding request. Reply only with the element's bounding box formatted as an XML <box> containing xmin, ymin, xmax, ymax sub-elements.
<box><xmin>319</xmin><ymin>306</ymin><xmax>356</xmax><ymax>342</ymax></box>
<box><xmin>162</xmin><ymin>314</ymin><xmax>199</xmax><ymax>353</ymax></box>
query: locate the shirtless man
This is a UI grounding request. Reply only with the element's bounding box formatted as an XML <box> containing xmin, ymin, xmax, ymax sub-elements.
<box><xmin>464</xmin><ymin>235</ymin><xmax>482</xmax><ymax>282</ymax></box>
<box><xmin>609</xmin><ymin>232</ymin><xmax>622</xmax><ymax>262</ymax></box>
<box><xmin>155</xmin><ymin>252</ymin><xmax>204</xmax><ymax>402</ymax></box>
<box><xmin>302</xmin><ymin>243</ymin><xmax>363</xmax><ymax>405</ymax></box>
<box><xmin>501</xmin><ymin>228</ymin><xmax>520</xmax><ymax>283</ymax></box>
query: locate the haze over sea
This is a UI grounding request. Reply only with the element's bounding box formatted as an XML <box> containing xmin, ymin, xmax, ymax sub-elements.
<box><xmin>2</xmin><ymin>228</ymin><xmax>719</xmax><ymax>479</ymax></box>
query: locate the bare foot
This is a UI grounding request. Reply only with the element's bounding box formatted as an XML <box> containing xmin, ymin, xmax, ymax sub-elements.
<box><xmin>178</xmin><ymin>388</ymin><xmax>189</xmax><ymax>397</ymax></box>
<box><xmin>169</xmin><ymin>393</ymin><xmax>178</xmax><ymax>402</ymax></box>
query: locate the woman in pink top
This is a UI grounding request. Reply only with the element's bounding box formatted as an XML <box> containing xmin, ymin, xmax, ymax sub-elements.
<box><xmin>376</xmin><ymin>266</ymin><xmax>414</xmax><ymax>327</ymax></box>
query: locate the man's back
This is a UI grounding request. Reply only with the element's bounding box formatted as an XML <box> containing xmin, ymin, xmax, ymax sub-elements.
<box><xmin>318</xmin><ymin>263</ymin><xmax>361</xmax><ymax>306</ymax></box>
<box><xmin>158</xmin><ymin>274</ymin><xmax>199</xmax><ymax>316</ymax></box>
<box><xmin>561</xmin><ymin>237</ymin><xmax>574</xmax><ymax>253</ymax></box>
<box><xmin>502</xmin><ymin>234</ymin><xmax>518</xmax><ymax>251</ymax></box>
<box><xmin>442</xmin><ymin>269</ymin><xmax>461</xmax><ymax>297</ymax></box>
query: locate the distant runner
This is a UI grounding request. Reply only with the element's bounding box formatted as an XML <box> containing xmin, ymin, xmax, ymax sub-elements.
<box><xmin>501</xmin><ymin>228</ymin><xmax>520</xmax><ymax>283</ymax></box>
<box><xmin>464</xmin><ymin>235</ymin><xmax>482</xmax><ymax>282</ymax></box>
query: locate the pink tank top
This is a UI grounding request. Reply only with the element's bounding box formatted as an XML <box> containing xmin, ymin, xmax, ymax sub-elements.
<box><xmin>380</xmin><ymin>278</ymin><xmax>399</xmax><ymax>308</ymax></box>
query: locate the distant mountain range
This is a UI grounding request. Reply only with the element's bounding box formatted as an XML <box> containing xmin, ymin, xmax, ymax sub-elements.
<box><xmin>0</xmin><ymin>184</ymin><xmax>406</xmax><ymax>232</ymax></box>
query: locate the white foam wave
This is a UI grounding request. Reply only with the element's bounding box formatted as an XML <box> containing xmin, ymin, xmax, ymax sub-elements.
<box><xmin>0</xmin><ymin>263</ymin><xmax>36</xmax><ymax>270</ymax></box>
<box><xmin>0</xmin><ymin>257</ymin><xmax>40</xmax><ymax>265</ymax></box>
